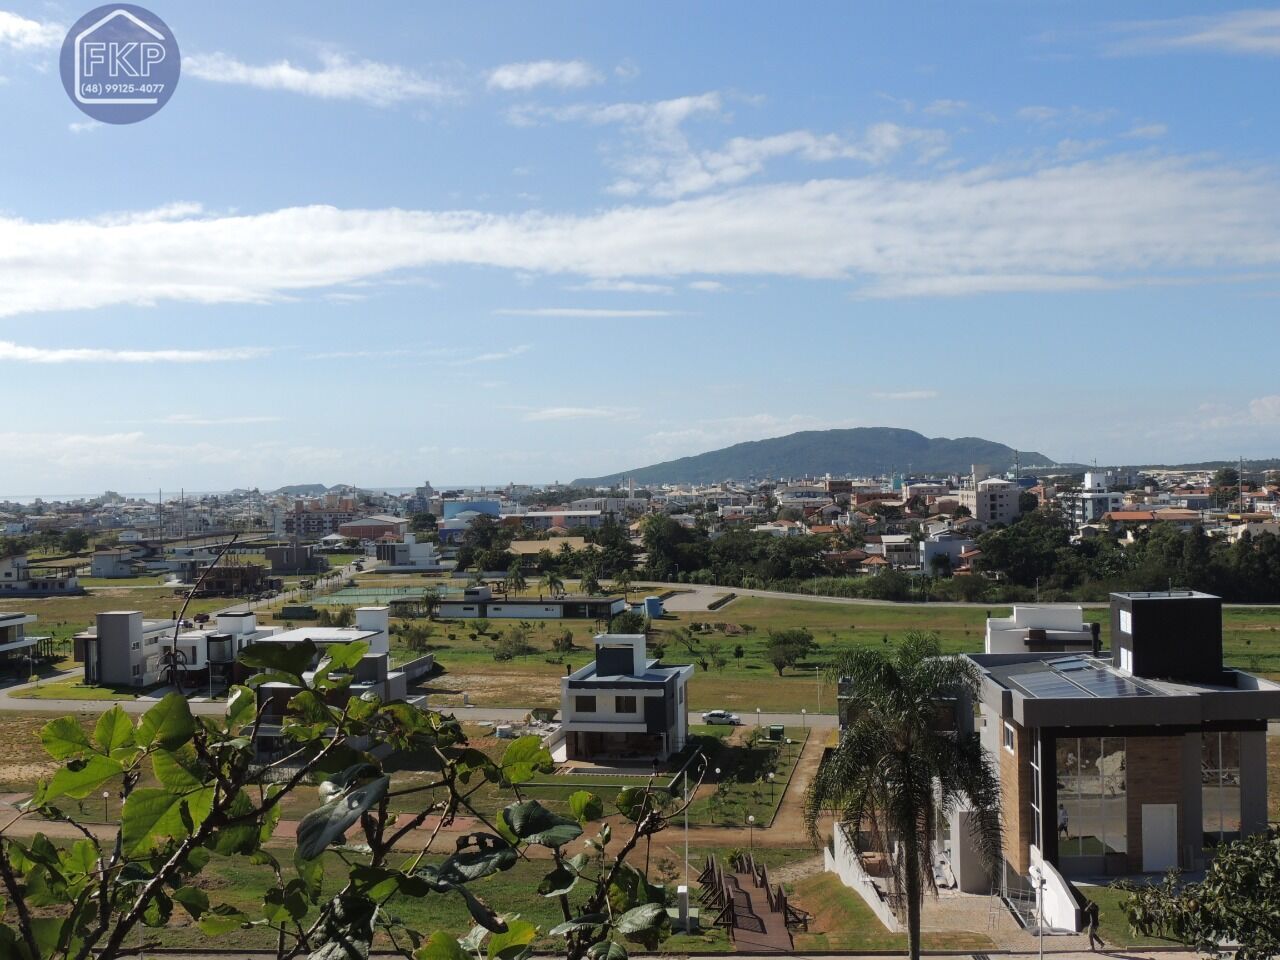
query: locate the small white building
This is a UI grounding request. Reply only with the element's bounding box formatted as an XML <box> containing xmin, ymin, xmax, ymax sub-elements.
<box><xmin>984</xmin><ymin>605</ymin><xmax>1096</xmax><ymax>654</ymax></box>
<box><xmin>373</xmin><ymin>533</ymin><xmax>444</xmax><ymax>572</ymax></box>
<box><xmin>0</xmin><ymin>555</ymin><xmax>81</xmax><ymax>596</ymax></box>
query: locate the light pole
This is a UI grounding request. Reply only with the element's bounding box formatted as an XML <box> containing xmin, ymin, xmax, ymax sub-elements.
<box><xmin>785</xmin><ymin>738</ymin><xmax>793</xmax><ymax>763</ymax></box>
<box><xmin>713</xmin><ymin>768</ymin><xmax>721</xmax><ymax>825</ymax></box>
<box><xmin>801</xmin><ymin>707</ymin><xmax>807</xmax><ymax>731</ymax></box>
<box><xmin>747</xmin><ymin>814</ymin><xmax>755</xmax><ymax>850</ymax></box>
<box><xmin>102</xmin><ymin>790</ymin><xmax>109</xmax><ymax>823</ymax></box>
<box><xmin>755</xmin><ymin>707</ymin><xmax>761</xmax><ymax>728</ymax></box>
<box><xmin>767</xmin><ymin>771</ymin><xmax>775</xmax><ymax>806</ymax></box>
<box><xmin>815</xmin><ymin>665</ymin><xmax>822</xmax><ymax>714</ymax></box>
<box><xmin>1030</xmin><ymin>864</ymin><xmax>1045</xmax><ymax>960</ymax></box>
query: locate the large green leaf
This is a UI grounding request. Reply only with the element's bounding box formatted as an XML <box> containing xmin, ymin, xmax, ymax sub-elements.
<box><xmin>151</xmin><ymin>744</ymin><xmax>205</xmax><ymax>792</ymax></box>
<box><xmin>210</xmin><ymin>791</ymin><xmax>260</xmax><ymax>856</ymax></box>
<box><xmin>486</xmin><ymin>919</ymin><xmax>538</xmax><ymax>960</ymax></box>
<box><xmin>121</xmin><ymin>786</ymin><xmax>214</xmax><ymax>855</ymax></box>
<box><xmin>499</xmin><ymin>735</ymin><xmax>553</xmax><ymax>785</ymax></box>
<box><xmin>436</xmin><ymin>833</ymin><xmax>517</xmax><ymax>884</ymax></box>
<box><xmin>615</xmin><ymin>902</ymin><xmax>666</xmax><ymax>934</ymax></box>
<box><xmin>264</xmin><ymin>881</ymin><xmax>310</xmax><ymax>924</ymax></box>
<box><xmin>225</xmin><ymin>685</ymin><xmax>256</xmax><ymax>731</ymax></box>
<box><xmin>568</xmin><ymin>790</ymin><xmax>604</xmax><ymax>823</ymax></box>
<box><xmin>141</xmin><ymin>889</ymin><xmax>173</xmax><ymax>927</ymax></box>
<box><xmin>92</xmin><ymin>706</ymin><xmax>136</xmax><ymax>758</ymax></box>
<box><xmin>414</xmin><ymin>931</ymin><xmax>469</xmax><ymax>960</ymax></box>
<box><xmin>615</xmin><ymin>787</ymin><xmax>670</xmax><ymax>823</ymax></box>
<box><xmin>197</xmin><ymin>904</ymin><xmax>250</xmax><ymax>935</ymax></box>
<box><xmin>319</xmin><ymin>640</ymin><xmax>369</xmax><ymax>672</ymax></box>
<box><xmin>588</xmin><ymin>942</ymin><xmax>628</xmax><ymax>960</ymax></box>
<box><xmin>308</xmin><ymin>892</ymin><xmax>377</xmax><ymax>960</ymax></box>
<box><xmin>39</xmin><ymin>717</ymin><xmax>93</xmax><ymax>760</ymax></box>
<box><xmin>500</xmin><ymin>800</ymin><xmax>582</xmax><ymax>849</ymax></box>
<box><xmin>538</xmin><ymin>863</ymin><xmax>578</xmax><ymax>897</ymax></box>
<box><xmin>549</xmin><ymin>913</ymin><xmax>607</xmax><ymax>935</ymax></box>
<box><xmin>239</xmin><ymin>638</ymin><xmax>316</xmax><ymax>681</ymax></box>
<box><xmin>172</xmin><ymin>885</ymin><xmax>209</xmax><ymax>919</ymax></box>
<box><xmin>136</xmin><ymin>694</ymin><xmax>196</xmax><ymax>751</ymax></box>
<box><xmin>295</xmin><ymin>775</ymin><xmax>389</xmax><ymax>860</ymax></box>
<box><xmin>40</xmin><ymin>755</ymin><xmax>122</xmax><ymax>804</ymax></box>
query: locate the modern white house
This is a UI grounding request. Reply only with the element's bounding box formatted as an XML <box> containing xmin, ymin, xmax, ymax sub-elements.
<box><xmin>559</xmin><ymin>633</ymin><xmax>693</xmax><ymax>763</ymax></box>
<box><xmin>373</xmin><ymin>533</ymin><xmax>444</xmax><ymax>572</ymax></box>
<box><xmin>0</xmin><ymin>611</ymin><xmax>48</xmax><ymax>673</ymax></box>
<box><xmin>437</xmin><ymin>585</ymin><xmax>626</xmax><ymax>621</ymax></box>
<box><xmin>0</xmin><ymin>554</ymin><xmax>82</xmax><ymax>596</ymax></box>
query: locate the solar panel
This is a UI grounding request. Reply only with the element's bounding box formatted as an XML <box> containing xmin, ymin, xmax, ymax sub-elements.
<box><xmin>1013</xmin><ymin>672</ymin><xmax>1091</xmax><ymax>699</ymax></box>
<box><xmin>1069</xmin><ymin>668</ymin><xmax>1151</xmax><ymax>698</ymax></box>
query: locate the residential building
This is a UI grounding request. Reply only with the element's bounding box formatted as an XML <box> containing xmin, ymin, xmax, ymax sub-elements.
<box><xmin>76</xmin><ymin>610</ymin><xmax>281</xmax><ymax>688</ymax></box>
<box><xmin>0</xmin><ymin>612</ymin><xmax>49</xmax><ymax>674</ymax></box>
<box><xmin>373</xmin><ymin>533</ymin><xmax>444</xmax><ymax>572</ymax></box>
<box><xmin>90</xmin><ymin>548</ymin><xmax>140</xmax><ymax>579</ymax></box>
<box><xmin>265</xmin><ymin>543</ymin><xmax>327</xmax><ymax>574</ymax></box>
<box><xmin>505</xmin><ymin>510</ymin><xmax>606</xmax><ymax>532</ymax></box>
<box><xmin>918</xmin><ymin>531</ymin><xmax>977</xmax><ymax>573</ymax></box>
<box><xmin>983</xmin><ymin>606</ymin><xmax>1096</xmax><ymax>654</ymax></box>
<box><xmin>957</xmin><ymin>477</ymin><xmax>1023</xmax><ymax>526</ymax></box>
<box><xmin>559</xmin><ymin>633</ymin><xmax>693</xmax><ymax>762</ymax></box>
<box><xmin>339</xmin><ymin>514</ymin><xmax>411</xmax><ymax>540</ymax></box>
<box><xmin>948</xmin><ymin>591</ymin><xmax>1280</xmax><ymax>930</ymax></box>
<box><xmin>0</xmin><ymin>554</ymin><xmax>82</xmax><ymax>596</ymax></box>
<box><xmin>437</xmin><ymin>585</ymin><xmax>626</xmax><ymax>621</ymax></box>
<box><xmin>276</xmin><ymin>497</ymin><xmax>358</xmax><ymax>537</ymax></box>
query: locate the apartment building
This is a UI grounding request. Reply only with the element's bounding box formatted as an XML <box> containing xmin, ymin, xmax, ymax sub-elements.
<box><xmin>957</xmin><ymin>477</ymin><xmax>1023</xmax><ymax>526</ymax></box>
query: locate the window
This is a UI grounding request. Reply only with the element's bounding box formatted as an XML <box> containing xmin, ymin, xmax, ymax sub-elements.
<box><xmin>1202</xmin><ymin>731</ymin><xmax>1241</xmax><ymax>847</ymax></box>
<box><xmin>1055</xmin><ymin>736</ymin><xmax>1127</xmax><ymax>858</ymax></box>
<box><xmin>1029</xmin><ymin>736</ymin><xmax>1043</xmax><ymax>850</ymax></box>
<box><xmin>615</xmin><ymin>695</ymin><xmax>637</xmax><ymax>714</ymax></box>
<box><xmin>1003</xmin><ymin>721</ymin><xmax>1016</xmax><ymax>753</ymax></box>
<box><xmin>575</xmin><ymin>696</ymin><xmax>596</xmax><ymax>713</ymax></box>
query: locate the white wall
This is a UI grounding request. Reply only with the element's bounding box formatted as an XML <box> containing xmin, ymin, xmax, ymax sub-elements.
<box><xmin>354</xmin><ymin>606</ymin><xmax>389</xmax><ymax>654</ymax></box>
<box><xmin>824</xmin><ymin>823</ymin><xmax>901</xmax><ymax>933</ymax></box>
<box><xmin>561</xmin><ymin>684</ymin><xmax>653</xmax><ymax>724</ymax></box>
<box><xmin>1030</xmin><ymin>845</ymin><xmax>1081</xmax><ymax>933</ymax></box>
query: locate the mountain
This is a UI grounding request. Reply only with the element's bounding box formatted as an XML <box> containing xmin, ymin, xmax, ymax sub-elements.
<box><xmin>572</xmin><ymin>428</ymin><xmax>1060</xmax><ymax>486</ymax></box>
<box><xmin>271</xmin><ymin>483</ymin><xmax>332</xmax><ymax>496</ymax></box>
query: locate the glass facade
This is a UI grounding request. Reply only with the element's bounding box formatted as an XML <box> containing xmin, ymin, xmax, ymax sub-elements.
<box><xmin>1054</xmin><ymin>736</ymin><xmax>1127</xmax><ymax>858</ymax></box>
<box><xmin>1202</xmin><ymin>731</ymin><xmax>1241</xmax><ymax>847</ymax></box>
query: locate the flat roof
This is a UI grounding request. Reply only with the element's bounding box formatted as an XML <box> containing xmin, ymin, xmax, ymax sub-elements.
<box><xmin>254</xmin><ymin>627</ymin><xmax>379</xmax><ymax>644</ymax></box>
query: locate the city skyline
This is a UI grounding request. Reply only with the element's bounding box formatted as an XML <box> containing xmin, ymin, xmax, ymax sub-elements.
<box><xmin>2</xmin><ymin>3</ymin><xmax>1280</xmax><ymax>490</ymax></box>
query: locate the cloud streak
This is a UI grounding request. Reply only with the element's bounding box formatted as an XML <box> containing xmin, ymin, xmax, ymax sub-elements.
<box><xmin>487</xmin><ymin>59</ymin><xmax>602</xmax><ymax>90</ymax></box>
<box><xmin>1109</xmin><ymin>9</ymin><xmax>1280</xmax><ymax>56</ymax></box>
<box><xmin>185</xmin><ymin>51</ymin><xmax>452</xmax><ymax>105</ymax></box>
<box><xmin>0</xmin><ymin>341</ymin><xmax>268</xmax><ymax>363</ymax></box>
<box><xmin>494</xmin><ymin>308</ymin><xmax>675</xmax><ymax>318</ymax></box>
<box><xmin>0</xmin><ymin>10</ymin><xmax>61</xmax><ymax>51</ymax></box>
<box><xmin>3</xmin><ymin>154</ymin><xmax>1280</xmax><ymax>314</ymax></box>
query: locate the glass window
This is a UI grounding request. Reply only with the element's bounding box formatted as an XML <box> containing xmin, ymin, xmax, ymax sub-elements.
<box><xmin>1003</xmin><ymin>722</ymin><xmax>1016</xmax><ymax>753</ymax></box>
<box><xmin>1202</xmin><ymin>731</ymin><xmax>1242</xmax><ymax>848</ymax></box>
<box><xmin>1055</xmin><ymin>735</ymin><xmax>1127</xmax><ymax>859</ymax></box>
<box><xmin>615</xmin><ymin>695</ymin><xmax>637</xmax><ymax>713</ymax></box>
<box><xmin>1029</xmin><ymin>736</ymin><xmax>1042</xmax><ymax>850</ymax></box>
<box><xmin>575</xmin><ymin>696</ymin><xmax>596</xmax><ymax>713</ymax></box>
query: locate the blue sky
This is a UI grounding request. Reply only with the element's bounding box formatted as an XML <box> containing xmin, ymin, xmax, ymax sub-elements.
<box><xmin>1</xmin><ymin>2</ymin><xmax>1279</xmax><ymax>493</ymax></box>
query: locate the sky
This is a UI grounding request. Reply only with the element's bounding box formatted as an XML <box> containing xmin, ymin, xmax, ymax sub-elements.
<box><xmin>1</xmin><ymin>2</ymin><xmax>1279</xmax><ymax>493</ymax></box>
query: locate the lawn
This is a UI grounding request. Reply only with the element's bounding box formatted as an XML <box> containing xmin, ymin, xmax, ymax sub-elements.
<box><xmin>1079</xmin><ymin>883</ymin><xmax>1179</xmax><ymax>948</ymax></box>
<box><xmin>10</xmin><ymin>678</ymin><xmax>142</xmax><ymax>701</ymax></box>
<box><xmin>790</xmin><ymin>872</ymin><xmax>995</xmax><ymax>951</ymax></box>
<box><xmin>686</xmin><ymin>727</ymin><xmax>807</xmax><ymax>827</ymax></box>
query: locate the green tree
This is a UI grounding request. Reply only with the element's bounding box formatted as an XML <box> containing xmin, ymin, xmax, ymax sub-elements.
<box><xmin>507</xmin><ymin>561</ymin><xmax>527</xmax><ymax>596</ymax></box>
<box><xmin>61</xmin><ymin>529</ymin><xmax>90</xmax><ymax>554</ymax></box>
<box><xmin>610</xmin><ymin>611</ymin><xmax>647</xmax><ymax>635</ymax></box>
<box><xmin>1120</xmin><ymin>830</ymin><xmax>1280</xmax><ymax>960</ymax></box>
<box><xmin>539</xmin><ymin>571</ymin><xmax>565</xmax><ymax>599</ymax></box>
<box><xmin>762</xmin><ymin>627</ymin><xmax>817</xmax><ymax>677</ymax></box>
<box><xmin>0</xmin><ymin>645</ymin><xmax>681</xmax><ymax>960</ymax></box>
<box><xmin>612</xmin><ymin>569</ymin><xmax>633</xmax><ymax>599</ymax></box>
<box><xmin>805</xmin><ymin>632</ymin><xmax>1002</xmax><ymax>960</ymax></box>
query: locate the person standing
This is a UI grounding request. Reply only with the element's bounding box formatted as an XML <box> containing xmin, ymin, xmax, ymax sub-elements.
<box><xmin>1083</xmin><ymin>898</ymin><xmax>1104</xmax><ymax>951</ymax></box>
<box><xmin>1058</xmin><ymin>802</ymin><xmax>1070</xmax><ymax>839</ymax></box>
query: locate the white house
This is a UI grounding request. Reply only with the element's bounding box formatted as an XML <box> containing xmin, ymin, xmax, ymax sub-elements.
<box><xmin>559</xmin><ymin>633</ymin><xmax>694</xmax><ymax>763</ymax></box>
<box><xmin>0</xmin><ymin>555</ymin><xmax>82</xmax><ymax>596</ymax></box>
<box><xmin>984</xmin><ymin>605</ymin><xmax>1095</xmax><ymax>654</ymax></box>
<box><xmin>373</xmin><ymin>533</ymin><xmax>444</xmax><ymax>572</ymax></box>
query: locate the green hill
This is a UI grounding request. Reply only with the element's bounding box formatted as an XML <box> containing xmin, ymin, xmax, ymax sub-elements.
<box><xmin>573</xmin><ymin>428</ymin><xmax>1060</xmax><ymax>486</ymax></box>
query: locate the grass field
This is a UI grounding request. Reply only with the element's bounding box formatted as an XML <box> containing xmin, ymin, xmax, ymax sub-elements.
<box><xmin>10</xmin><ymin>679</ymin><xmax>143</xmax><ymax>701</ymax></box>
<box><xmin>1081</xmin><ymin>883</ymin><xmax>1178</xmax><ymax>948</ymax></box>
<box><xmin>790</xmin><ymin>873</ymin><xmax>995</xmax><ymax>951</ymax></box>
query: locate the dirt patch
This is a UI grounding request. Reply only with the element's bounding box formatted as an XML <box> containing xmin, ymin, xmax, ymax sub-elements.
<box><xmin>0</xmin><ymin>762</ymin><xmax>56</xmax><ymax>787</ymax></box>
<box><xmin>420</xmin><ymin>671</ymin><xmax>560</xmax><ymax>708</ymax></box>
<box><xmin>769</xmin><ymin>852</ymin><xmax>824</xmax><ymax>885</ymax></box>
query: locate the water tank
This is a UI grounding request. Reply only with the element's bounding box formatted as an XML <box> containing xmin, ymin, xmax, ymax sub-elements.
<box><xmin>643</xmin><ymin>596</ymin><xmax>664</xmax><ymax>619</ymax></box>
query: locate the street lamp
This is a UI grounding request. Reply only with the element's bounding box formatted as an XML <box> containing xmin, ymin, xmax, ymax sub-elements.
<box><xmin>767</xmin><ymin>771</ymin><xmax>775</xmax><ymax>805</ymax></box>
<box><xmin>102</xmin><ymin>790</ymin><xmax>110</xmax><ymax>822</ymax></box>
<box><xmin>755</xmin><ymin>707</ymin><xmax>761</xmax><ymax>727</ymax></box>
<box><xmin>1029</xmin><ymin>864</ymin><xmax>1046</xmax><ymax>960</ymax></box>
<box><xmin>785</xmin><ymin>738</ymin><xmax>793</xmax><ymax>763</ymax></box>
<box><xmin>801</xmin><ymin>707</ymin><xmax>807</xmax><ymax>731</ymax></box>
<box><xmin>747</xmin><ymin>814</ymin><xmax>755</xmax><ymax>850</ymax></box>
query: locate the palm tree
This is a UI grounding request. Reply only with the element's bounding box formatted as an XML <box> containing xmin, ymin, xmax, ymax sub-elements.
<box><xmin>538</xmin><ymin>571</ymin><xmax>565</xmax><ymax>599</ymax></box>
<box><xmin>804</xmin><ymin>631</ymin><xmax>1002</xmax><ymax>960</ymax></box>
<box><xmin>612</xmin><ymin>568</ymin><xmax>633</xmax><ymax>600</ymax></box>
<box><xmin>507</xmin><ymin>561</ymin><xmax>527</xmax><ymax>596</ymax></box>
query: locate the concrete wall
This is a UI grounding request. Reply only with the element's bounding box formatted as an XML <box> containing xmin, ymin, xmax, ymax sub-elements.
<box><xmin>824</xmin><ymin>822</ymin><xmax>901</xmax><ymax>933</ymax></box>
<box><xmin>1031</xmin><ymin>844</ymin><xmax>1081</xmax><ymax>933</ymax></box>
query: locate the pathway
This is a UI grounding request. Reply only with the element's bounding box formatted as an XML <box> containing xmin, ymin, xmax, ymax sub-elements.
<box><xmin>727</xmin><ymin>866</ymin><xmax>793</xmax><ymax>953</ymax></box>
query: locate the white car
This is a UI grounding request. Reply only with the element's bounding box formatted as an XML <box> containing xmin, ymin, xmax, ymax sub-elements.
<box><xmin>701</xmin><ymin>710</ymin><xmax>742</xmax><ymax>725</ymax></box>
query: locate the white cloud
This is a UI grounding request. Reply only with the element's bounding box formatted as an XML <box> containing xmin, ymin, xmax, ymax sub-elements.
<box><xmin>1122</xmin><ymin>122</ymin><xmax>1168</xmax><ymax>140</ymax></box>
<box><xmin>1109</xmin><ymin>10</ymin><xmax>1280</xmax><ymax>56</ymax></box>
<box><xmin>184</xmin><ymin>51</ymin><xmax>452</xmax><ymax>105</ymax></box>
<box><xmin>568</xmin><ymin>279</ymin><xmax>673</xmax><ymax>294</ymax></box>
<box><xmin>5</xmin><ymin>153</ymin><xmax>1280</xmax><ymax>312</ymax></box>
<box><xmin>158</xmin><ymin>414</ymin><xmax>283</xmax><ymax>426</ymax></box>
<box><xmin>487</xmin><ymin>59</ymin><xmax>602</xmax><ymax>91</ymax></box>
<box><xmin>0</xmin><ymin>341</ymin><xmax>268</xmax><ymax>363</ymax></box>
<box><xmin>642</xmin><ymin>413</ymin><xmax>839</xmax><ymax>459</ymax></box>
<box><xmin>922</xmin><ymin>99</ymin><xmax>968</xmax><ymax>116</ymax></box>
<box><xmin>1248</xmin><ymin>395</ymin><xmax>1280</xmax><ymax>423</ymax></box>
<box><xmin>871</xmin><ymin>390</ymin><xmax>938</xmax><ymax>401</ymax></box>
<box><xmin>523</xmin><ymin>406</ymin><xmax>633</xmax><ymax>422</ymax></box>
<box><xmin>688</xmin><ymin>280</ymin><xmax>727</xmax><ymax>292</ymax></box>
<box><xmin>0</xmin><ymin>11</ymin><xmax>61</xmax><ymax>51</ymax></box>
<box><xmin>494</xmin><ymin>308</ymin><xmax>675</xmax><ymax>318</ymax></box>
<box><xmin>511</xmin><ymin>92</ymin><xmax>946</xmax><ymax>197</ymax></box>
<box><xmin>68</xmin><ymin>119</ymin><xmax>102</xmax><ymax>134</ymax></box>
<box><xmin>449</xmin><ymin>344</ymin><xmax>531</xmax><ymax>365</ymax></box>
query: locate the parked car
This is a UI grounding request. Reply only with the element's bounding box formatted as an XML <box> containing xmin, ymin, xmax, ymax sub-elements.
<box><xmin>701</xmin><ymin>709</ymin><xmax>742</xmax><ymax>725</ymax></box>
